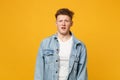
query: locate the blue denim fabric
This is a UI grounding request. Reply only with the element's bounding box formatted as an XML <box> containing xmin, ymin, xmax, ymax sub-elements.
<box><xmin>34</xmin><ymin>33</ymin><xmax>87</xmax><ymax>80</ymax></box>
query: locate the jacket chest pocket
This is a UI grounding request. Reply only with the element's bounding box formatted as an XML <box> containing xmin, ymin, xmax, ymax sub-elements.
<box><xmin>43</xmin><ymin>49</ymin><xmax>54</xmax><ymax>64</ymax></box>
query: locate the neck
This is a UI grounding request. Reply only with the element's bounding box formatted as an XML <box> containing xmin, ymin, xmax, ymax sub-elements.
<box><xmin>57</xmin><ymin>32</ymin><xmax>71</xmax><ymax>42</ymax></box>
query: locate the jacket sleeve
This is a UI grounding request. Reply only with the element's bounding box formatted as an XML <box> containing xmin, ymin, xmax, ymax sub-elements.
<box><xmin>77</xmin><ymin>44</ymin><xmax>88</xmax><ymax>80</ymax></box>
<box><xmin>34</xmin><ymin>42</ymin><xmax>44</xmax><ymax>80</ymax></box>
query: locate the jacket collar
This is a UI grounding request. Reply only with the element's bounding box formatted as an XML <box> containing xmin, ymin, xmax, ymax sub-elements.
<box><xmin>52</xmin><ymin>31</ymin><xmax>82</xmax><ymax>48</ymax></box>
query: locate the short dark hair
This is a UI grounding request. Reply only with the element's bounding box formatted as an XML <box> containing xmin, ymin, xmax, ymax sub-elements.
<box><xmin>55</xmin><ymin>8</ymin><xmax>74</xmax><ymax>20</ymax></box>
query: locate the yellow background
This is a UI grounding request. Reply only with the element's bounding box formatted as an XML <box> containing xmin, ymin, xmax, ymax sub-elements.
<box><xmin>0</xmin><ymin>0</ymin><xmax>120</xmax><ymax>80</ymax></box>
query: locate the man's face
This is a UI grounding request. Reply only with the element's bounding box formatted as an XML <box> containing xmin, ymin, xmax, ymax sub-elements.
<box><xmin>56</xmin><ymin>15</ymin><xmax>73</xmax><ymax>35</ymax></box>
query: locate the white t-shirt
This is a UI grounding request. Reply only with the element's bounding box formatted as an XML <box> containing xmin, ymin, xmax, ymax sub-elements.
<box><xmin>58</xmin><ymin>36</ymin><xmax>73</xmax><ymax>80</ymax></box>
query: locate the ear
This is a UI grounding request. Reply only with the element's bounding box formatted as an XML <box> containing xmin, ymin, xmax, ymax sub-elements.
<box><xmin>55</xmin><ymin>21</ymin><xmax>57</xmax><ymax>26</ymax></box>
<box><xmin>71</xmin><ymin>21</ymin><xmax>73</xmax><ymax>26</ymax></box>
<box><xmin>55</xmin><ymin>19</ymin><xmax>57</xmax><ymax>24</ymax></box>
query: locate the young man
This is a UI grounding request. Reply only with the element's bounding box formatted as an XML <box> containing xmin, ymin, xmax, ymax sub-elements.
<box><xmin>34</xmin><ymin>8</ymin><xmax>87</xmax><ymax>80</ymax></box>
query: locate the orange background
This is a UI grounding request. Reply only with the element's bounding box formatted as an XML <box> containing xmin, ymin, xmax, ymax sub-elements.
<box><xmin>0</xmin><ymin>0</ymin><xmax>120</xmax><ymax>80</ymax></box>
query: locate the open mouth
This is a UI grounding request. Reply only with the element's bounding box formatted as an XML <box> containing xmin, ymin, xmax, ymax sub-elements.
<box><xmin>61</xmin><ymin>27</ymin><xmax>66</xmax><ymax>29</ymax></box>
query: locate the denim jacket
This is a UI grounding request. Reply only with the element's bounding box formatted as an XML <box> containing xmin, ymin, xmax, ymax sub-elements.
<box><xmin>34</xmin><ymin>33</ymin><xmax>87</xmax><ymax>80</ymax></box>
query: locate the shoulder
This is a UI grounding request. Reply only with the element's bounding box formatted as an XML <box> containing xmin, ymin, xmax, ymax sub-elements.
<box><xmin>73</xmin><ymin>37</ymin><xmax>87</xmax><ymax>53</ymax></box>
<box><xmin>73</xmin><ymin>35</ymin><xmax>86</xmax><ymax>46</ymax></box>
<box><xmin>39</xmin><ymin>34</ymin><xmax>55</xmax><ymax>48</ymax></box>
<box><xmin>41</xmin><ymin>34</ymin><xmax>55</xmax><ymax>43</ymax></box>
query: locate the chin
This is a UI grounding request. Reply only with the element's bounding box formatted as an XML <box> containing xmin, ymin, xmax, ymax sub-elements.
<box><xmin>61</xmin><ymin>32</ymin><xmax>68</xmax><ymax>35</ymax></box>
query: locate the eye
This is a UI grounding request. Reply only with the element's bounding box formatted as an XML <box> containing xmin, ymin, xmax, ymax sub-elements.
<box><xmin>65</xmin><ymin>20</ymin><xmax>71</xmax><ymax>22</ymax></box>
<box><xmin>57</xmin><ymin>20</ymin><xmax>62</xmax><ymax>22</ymax></box>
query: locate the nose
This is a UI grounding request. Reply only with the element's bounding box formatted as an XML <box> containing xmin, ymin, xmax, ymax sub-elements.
<box><xmin>62</xmin><ymin>21</ymin><xmax>65</xmax><ymax>26</ymax></box>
